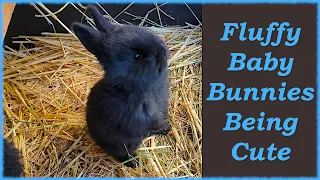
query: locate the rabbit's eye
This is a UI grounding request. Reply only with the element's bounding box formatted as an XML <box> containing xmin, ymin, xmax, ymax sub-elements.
<box><xmin>133</xmin><ymin>53</ymin><xmax>143</xmax><ymax>60</ymax></box>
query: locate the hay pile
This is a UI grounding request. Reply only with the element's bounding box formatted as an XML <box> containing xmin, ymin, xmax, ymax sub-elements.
<box><xmin>3</xmin><ymin>3</ymin><xmax>202</xmax><ymax>177</ymax></box>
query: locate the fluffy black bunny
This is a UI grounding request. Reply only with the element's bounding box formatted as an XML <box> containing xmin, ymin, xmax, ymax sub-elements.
<box><xmin>4</xmin><ymin>138</ymin><xmax>23</xmax><ymax>177</ymax></box>
<box><xmin>72</xmin><ymin>5</ymin><xmax>171</xmax><ymax>168</ymax></box>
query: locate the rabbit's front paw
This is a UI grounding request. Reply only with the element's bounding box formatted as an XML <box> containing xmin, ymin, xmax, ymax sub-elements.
<box><xmin>159</xmin><ymin>122</ymin><xmax>172</xmax><ymax>135</ymax></box>
<box><xmin>150</xmin><ymin>121</ymin><xmax>171</xmax><ymax>135</ymax></box>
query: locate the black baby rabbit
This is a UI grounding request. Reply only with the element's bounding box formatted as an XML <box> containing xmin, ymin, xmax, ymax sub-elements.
<box><xmin>4</xmin><ymin>138</ymin><xmax>23</xmax><ymax>177</ymax></box>
<box><xmin>72</xmin><ymin>5</ymin><xmax>171</xmax><ymax>168</ymax></box>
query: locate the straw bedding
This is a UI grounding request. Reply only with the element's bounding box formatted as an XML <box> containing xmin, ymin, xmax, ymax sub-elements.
<box><xmin>3</xmin><ymin>3</ymin><xmax>202</xmax><ymax>177</ymax></box>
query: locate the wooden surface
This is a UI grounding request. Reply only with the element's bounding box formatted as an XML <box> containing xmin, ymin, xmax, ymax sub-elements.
<box><xmin>2</xmin><ymin>3</ymin><xmax>15</xmax><ymax>40</ymax></box>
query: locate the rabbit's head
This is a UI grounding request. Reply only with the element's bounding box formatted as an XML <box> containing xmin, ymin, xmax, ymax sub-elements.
<box><xmin>72</xmin><ymin>5</ymin><xmax>169</xmax><ymax>90</ymax></box>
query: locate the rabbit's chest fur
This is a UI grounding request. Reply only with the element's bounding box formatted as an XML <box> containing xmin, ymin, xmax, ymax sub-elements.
<box><xmin>86</xmin><ymin>75</ymin><xmax>169</xmax><ymax>139</ymax></box>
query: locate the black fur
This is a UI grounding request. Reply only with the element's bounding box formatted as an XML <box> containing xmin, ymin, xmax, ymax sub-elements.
<box><xmin>72</xmin><ymin>5</ymin><xmax>171</xmax><ymax>168</ymax></box>
<box><xmin>4</xmin><ymin>138</ymin><xmax>23</xmax><ymax>177</ymax></box>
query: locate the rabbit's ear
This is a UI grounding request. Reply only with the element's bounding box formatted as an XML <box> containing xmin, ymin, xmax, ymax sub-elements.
<box><xmin>72</xmin><ymin>23</ymin><xmax>103</xmax><ymax>55</ymax></box>
<box><xmin>87</xmin><ymin>5</ymin><xmax>115</xmax><ymax>33</ymax></box>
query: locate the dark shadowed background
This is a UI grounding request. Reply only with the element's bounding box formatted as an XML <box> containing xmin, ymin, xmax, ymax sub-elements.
<box><xmin>4</xmin><ymin>3</ymin><xmax>202</xmax><ymax>49</ymax></box>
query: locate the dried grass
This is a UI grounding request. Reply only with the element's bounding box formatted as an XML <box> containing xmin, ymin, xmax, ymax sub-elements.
<box><xmin>3</xmin><ymin>3</ymin><xmax>202</xmax><ymax>177</ymax></box>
